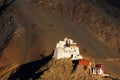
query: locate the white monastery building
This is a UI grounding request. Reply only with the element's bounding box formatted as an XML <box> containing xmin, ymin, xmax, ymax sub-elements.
<box><xmin>53</xmin><ymin>37</ymin><xmax>83</xmax><ymax>60</ymax></box>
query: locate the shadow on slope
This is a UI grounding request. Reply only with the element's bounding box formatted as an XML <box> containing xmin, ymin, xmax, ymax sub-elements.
<box><xmin>0</xmin><ymin>14</ymin><xmax>17</xmax><ymax>57</ymax></box>
<box><xmin>8</xmin><ymin>53</ymin><xmax>53</xmax><ymax>80</ymax></box>
<box><xmin>0</xmin><ymin>0</ymin><xmax>15</xmax><ymax>14</ymax></box>
<box><xmin>0</xmin><ymin>0</ymin><xmax>17</xmax><ymax>57</ymax></box>
<box><xmin>106</xmin><ymin>0</ymin><xmax>120</xmax><ymax>9</ymax></box>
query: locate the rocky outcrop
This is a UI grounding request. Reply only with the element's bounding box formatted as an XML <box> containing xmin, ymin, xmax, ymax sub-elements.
<box><xmin>0</xmin><ymin>0</ymin><xmax>16</xmax><ymax>55</ymax></box>
<box><xmin>0</xmin><ymin>63</ymin><xmax>19</xmax><ymax>80</ymax></box>
<box><xmin>0</xmin><ymin>14</ymin><xmax>16</xmax><ymax>56</ymax></box>
<box><xmin>8</xmin><ymin>54</ymin><xmax>118</xmax><ymax>80</ymax></box>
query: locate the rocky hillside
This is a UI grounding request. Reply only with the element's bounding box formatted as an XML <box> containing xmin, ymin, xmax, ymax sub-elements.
<box><xmin>0</xmin><ymin>0</ymin><xmax>120</xmax><ymax>79</ymax></box>
<box><xmin>33</xmin><ymin>0</ymin><xmax>120</xmax><ymax>54</ymax></box>
<box><xmin>0</xmin><ymin>0</ymin><xmax>16</xmax><ymax>57</ymax></box>
<box><xmin>7</xmin><ymin>54</ymin><xmax>118</xmax><ymax>80</ymax></box>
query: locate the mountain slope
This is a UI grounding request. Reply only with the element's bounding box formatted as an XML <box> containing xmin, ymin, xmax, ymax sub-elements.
<box><xmin>0</xmin><ymin>0</ymin><xmax>120</xmax><ymax>79</ymax></box>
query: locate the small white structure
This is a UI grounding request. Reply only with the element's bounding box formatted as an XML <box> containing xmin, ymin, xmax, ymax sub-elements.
<box><xmin>93</xmin><ymin>68</ymin><xmax>104</xmax><ymax>75</ymax></box>
<box><xmin>92</xmin><ymin>64</ymin><xmax>104</xmax><ymax>75</ymax></box>
<box><xmin>53</xmin><ymin>37</ymin><xmax>82</xmax><ymax>60</ymax></box>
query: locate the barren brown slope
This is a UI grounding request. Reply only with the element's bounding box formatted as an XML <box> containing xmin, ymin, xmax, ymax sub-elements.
<box><xmin>1</xmin><ymin>0</ymin><xmax>120</xmax><ymax>78</ymax></box>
